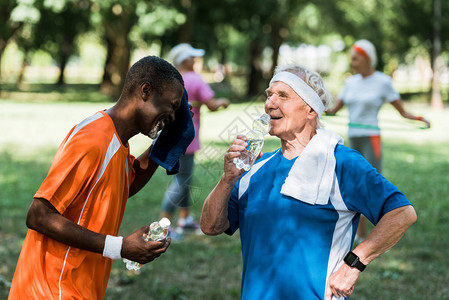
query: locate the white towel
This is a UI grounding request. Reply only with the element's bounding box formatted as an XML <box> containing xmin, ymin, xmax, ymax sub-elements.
<box><xmin>281</xmin><ymin>128</ymin><xmax>343</xmax><ymax>205</ymax></box>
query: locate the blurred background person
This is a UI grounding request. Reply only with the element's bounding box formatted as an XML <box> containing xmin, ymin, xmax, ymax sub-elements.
<box><xmin>326</xmin><ymin>39</ymin><xmax>430</xmax><ymax>240</ymax></box>
<box><xmin>160</xmin><ymin>43</ymin><xmax>230</xmax><ymax>238</ymax></box>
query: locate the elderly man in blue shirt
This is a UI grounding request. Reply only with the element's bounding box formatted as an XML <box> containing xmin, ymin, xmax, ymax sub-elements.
<box><xmin>200</xmin><ymin>64</ymin><xmax>416</xmax><ymax>300</ymax></box>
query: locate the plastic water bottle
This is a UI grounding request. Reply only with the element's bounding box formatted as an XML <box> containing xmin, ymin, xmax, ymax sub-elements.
<box><xmin>123</xmin><ymin>217</ymin><xmax>171</xmax><ymax>271</ymax></box>
<box><xmin>233</xmin><ymin>113</ymin><xmax>270</xmax><ymax>171</ymax></box>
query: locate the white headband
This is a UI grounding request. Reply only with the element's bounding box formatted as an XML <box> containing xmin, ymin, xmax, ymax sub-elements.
<box><xmin>269</xmin><ymin>71</ymin><xmax>325</xmax><ymax>118</ymax></box>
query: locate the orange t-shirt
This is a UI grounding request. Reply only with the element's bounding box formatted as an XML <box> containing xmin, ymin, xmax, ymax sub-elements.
<box><xmin>9</xmin><ymin>111</ymin><xmax>136</xmax><ymax>300</ymax></box>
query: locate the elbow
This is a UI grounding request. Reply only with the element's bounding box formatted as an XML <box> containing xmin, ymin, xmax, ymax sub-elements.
<box><xmin>199</xmin><ymin>221</ymin><xmax>215</xmax><ymax>236</ymax></box>
<box><xmin>400</xmin><ymin>205</ymin><xmax>417</xmax><ymax>229</ymax></box>
<box><xmin>26</xmin><ymin>208</ymin><xmax>39</xmax><ymax>231</ymax></box>
<box><xmin>200</xmin><ymin>227</ymin><xmax>214</xmax><ymax>236</ymax></box>
<box><xmin>25</xmin><ymin>198</ymin><xmax>51</xmax><ymax>232</ymax></box>
<box><xmin>26</xmin><ymin>204</ymin><xmax>46</xmax><ymax>232</ymax></box>
<box><xmin>201</xmin><ymin>227</ymin><xmax>221</xmax><ymax>236</ymax></box>
<box><xmin>200</xmin><ymin>219</ymin><xmax>224</xmax><ymax>236</ymax></box>
<box><xmin>408</xmin><ymin>206</ymin><xmax>417</xmax><ymax>226</ymax></box>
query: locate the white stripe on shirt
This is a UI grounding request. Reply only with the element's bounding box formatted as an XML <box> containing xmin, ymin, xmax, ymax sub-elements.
<box><xmin>324</xmin><ymin>174</ymin><xmax>356</xmax><ymax>300</ymax></box>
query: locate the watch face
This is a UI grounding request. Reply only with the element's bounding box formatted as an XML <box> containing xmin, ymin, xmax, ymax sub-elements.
<box><xmin>344</xmin><ymin>251</ymin><xmax>365</xmax><ymax>271</ymax></box>
<box><xmin>345</xmin><ymin>252</ymin><xmax>358</xmax><ymax>265</ymax></box>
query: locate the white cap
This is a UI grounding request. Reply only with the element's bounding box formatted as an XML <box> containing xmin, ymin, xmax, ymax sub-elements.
<box><xmin>168</xmin><ymin>43</ymin><xmax>205</xmax><ymax>66</ymax></box>
<box><xmin>159</xmin><ymin>217</ymin><xmax>171</xmax><ymax>229</ymax></box>
<box><xmin>352</xmin><ymin>39</ymin><xmax>377</xmax><ymax>68</ymax></box>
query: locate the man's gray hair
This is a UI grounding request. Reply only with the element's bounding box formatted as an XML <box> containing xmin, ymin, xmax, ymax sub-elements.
<box><xmin>273</xmin><ymin>64</ymin><xmax>332</xmax><ymax>128</ymax></box>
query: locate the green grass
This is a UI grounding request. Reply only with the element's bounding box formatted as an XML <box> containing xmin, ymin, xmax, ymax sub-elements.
<box><xmin>0</xmin><ymin>83</ymin><xmax>113</xmax><ymax>103</ymax></box>
<box><xmin>1</xmin><ymin>90</ymin><xmax>448</xmax><ymax>299</ymax></box>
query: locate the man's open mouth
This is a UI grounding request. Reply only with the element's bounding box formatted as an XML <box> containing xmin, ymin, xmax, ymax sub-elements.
<box><xmin>148</xmin><ymin>116</ymin><xmax>168</xmax><ymax>139</ymax></box>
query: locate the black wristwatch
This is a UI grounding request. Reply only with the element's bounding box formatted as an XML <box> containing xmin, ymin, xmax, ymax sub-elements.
<box><xmin>344</xmin><ymin>251</ymin><xmax>366</xmax><ymax>272</ymax></box>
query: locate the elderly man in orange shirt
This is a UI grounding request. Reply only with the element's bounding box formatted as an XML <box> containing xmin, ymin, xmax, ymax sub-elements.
<box><xmin>8</xmin><ymin>56</ymin><xmax>194</xmax><ymax>299</ymax></box>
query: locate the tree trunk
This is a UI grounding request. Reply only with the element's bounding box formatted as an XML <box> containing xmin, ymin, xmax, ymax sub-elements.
<box><xmin>101</xmin><ymin>37</ymin><xmax>113</xmax><ymax>91</ymax></box>
<box><xmin>376</xmin><ymin>47</ymin><xmax>385</xmax><ymax>73</ymax></box>
<box><xmin>270</xmin><ymin>23</ymin><xmax>284</xmax><ymax>76</ymax></box>
<box><xmin>17</xmin><ymin>50</ymin><xmax>29</xmax><ymax>88</ymax></box>
<box><xmin>218</xmin><ymin>48</ymin><xmax>229</xmax><ymax>82</ymax></box>
<box><xmin>100</xmin><ymin>8</ymin><xmax>136</xmax><ymax>99</ymax></box>
<box><xmin>101</xmin><ymin>33</ymin><xmax>131</xmax><ymax>98</ymax></box>
<box><xmin>178</xmin><ymin>0</ymin><xmax>194</xmax><ymax>43</ymax></box>
<box><xmin>0</xmin><ymin>45</ymin><xmax>4</xmax><ymax>90</ymax></box>
<box><xmin>57</xmin><ymin>39</ymin><xmax>71</xmax><ymax>86</ymax></box>
<box><xmin>0</xmin><ymin>13</ymin><xmax>24</xmax><ymax>91</ymax></box>
<box><xmin>159</xmin><ymin>39</ymin><xmax>164</xmax><ymax>57</ymax></box>
<box><xmin>246</xmin><ymin>41</ymin><xmax>264</xmax><ymax>97</ymax></box>
<box><xmin>178</xmin><ymin>14</ymin><xmax>194</xmax><ymax>43</ymax></box>
<box><xmin>431</xmin><ymin>0</ymin><xmax>444</xmax><ymax>110</ymax></box>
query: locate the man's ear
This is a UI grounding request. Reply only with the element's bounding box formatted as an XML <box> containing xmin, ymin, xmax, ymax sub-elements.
<box><xmin>141</xmin><ymin>82</ymin><xmax>152</xmax><ymax>101</ymax></box>
<box><xmin>306</xmin><ymin>105</ymin><xmax>318</xmax><ymax>119</ymax></box>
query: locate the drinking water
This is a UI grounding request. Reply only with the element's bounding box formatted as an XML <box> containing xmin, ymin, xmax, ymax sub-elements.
<box><xmin>123</xmin><ymin>217</ymin><xmax>171</xmax><ymax>271</ymax></box>
<box><xmin>233</xmin><ymin>113</ymin><xmax>270</xmax><ymax>171</ymax></box>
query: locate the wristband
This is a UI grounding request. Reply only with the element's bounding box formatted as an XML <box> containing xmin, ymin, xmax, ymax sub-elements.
<box><xmin>103</xmin><ymin>235</ymin><xmax>123</xmax><ymax>260</ymax></box>
<box><xmin>416</xmin><ymin>116</ymin><xmax>423</xmax><ymax>121</ymax></box>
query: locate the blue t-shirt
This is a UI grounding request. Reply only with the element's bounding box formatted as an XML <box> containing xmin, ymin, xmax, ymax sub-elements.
<box><xmin>226</xmin><ymin>145</ymin><xmax>411</xmax><ymax>300</ymax></box>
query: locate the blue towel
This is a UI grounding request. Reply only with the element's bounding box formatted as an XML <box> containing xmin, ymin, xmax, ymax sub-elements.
<box><xmin>149</xmin><ymin>88</ymin><xmax>195</xmax><ymax>175</ymax></box>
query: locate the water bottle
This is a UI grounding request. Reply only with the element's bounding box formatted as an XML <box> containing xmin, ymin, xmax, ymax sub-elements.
<box><xmin>123</xmin><ymin>217</ymin><xmax>171</xmax><ymax>271</ymax></box>
<box><xmin>233</xmin><ymin>113</ymin><xmax>270</xmax><ymax>171</ymax></box>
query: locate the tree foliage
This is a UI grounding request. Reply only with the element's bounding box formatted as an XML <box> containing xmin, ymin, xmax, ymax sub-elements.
<box><xmin>0</xmin><ymin>0</ymin><xmax>39</xmax><ymax>87</ymax></box>
<box><xmin>32</xmin><ymin>0</ymin><xmax>92</xmax><ymax>85</ymax></box>
<box><xmin>3</xmin><ymin>0</ymin><xmax>448</xmax><ymax>102</ymax></box>
<box><xmin>391</xmin><ymin>0</ymin><xmax>449</xmax><ymax>64</ymax></box>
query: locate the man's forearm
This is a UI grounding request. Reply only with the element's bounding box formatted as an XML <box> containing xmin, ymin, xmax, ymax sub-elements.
<box><xmin>27</xmin><ymin>198</ymin><xmax>106</xmax><ymax>254</ymax></box>
<box><xmin>326</xmin><ymin>205</ymin><xmax>417</xmax><ymax>299</ymax></box>
<box><xmin>200</xmin><ymin>174</ymin><xmax>235</xmax><ymax>235</ymax></box>
<box><xmin>129</xmin><ymin>146</ymin><xmax>158</xmax><ymax>197</ymax></box>
<box><xmin>353</xmin><ymin>205</ymin><xmax>417</xmax><ymax>265</ymax></box>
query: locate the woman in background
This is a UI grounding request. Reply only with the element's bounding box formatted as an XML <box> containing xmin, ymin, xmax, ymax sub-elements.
<box><xmin>326</xmin><ymin>39</ymin><xmax>430</xmax><ymax>239</ymax></box>
<box><xmin>160</xmin><ymin>44</ymin><xmax>230</xmax><ymax>237</ymax></box>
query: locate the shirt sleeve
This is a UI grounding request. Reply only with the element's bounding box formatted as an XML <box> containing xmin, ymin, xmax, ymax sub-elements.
<box><xmin>225</xmin><ymin>180</ymin><xmax>241</xmax><ymax>235</ymax></box>
<box><xmin>336</xmin><ymin>146</ymin><xmax>411</xmax><ymax>225</ymax></box>
<box><xmin>337</xmin><ymin>80</ymin><xmax>348</xmax><ymax>103</ymax></box>
<box><xmin>188</xmin><ymin>73</ymin><xmax>214</xmax><ymax>103</ymax></box>
<box><xmin>34</xmin><ymin>130</ymin><xmax>103</xmax><ymax>214</ymax></box>
<box><xmin>197</xmin><ymin>79</ymin><xmax>215</xmax><ymax>103</ymax></box>
<box><xmin>383</xmin><ymin>76</ymin><xmax>400</xmax><ymax>102</ymax></box>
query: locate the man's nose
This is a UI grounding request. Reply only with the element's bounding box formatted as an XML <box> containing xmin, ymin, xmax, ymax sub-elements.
<box><xmin>265</xmin><ymin>95</ymin><xmax>277</xmax><ymax>109</ymax></box>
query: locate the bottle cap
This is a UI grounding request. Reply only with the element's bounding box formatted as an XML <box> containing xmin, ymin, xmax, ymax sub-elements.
<box><xmin>253</xmin><ymin>113</ymin><xmax>270</xmax><ymax>134</ymax></box>
<box><xmin>159</xmin><ymin>217</ymin><xmax>171</xmax><ymax>229</ymax></box>
<box><xmin>260</xmin><ymin>113</ymin><xmax>270</xmax><ymax>124</ymax></box>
